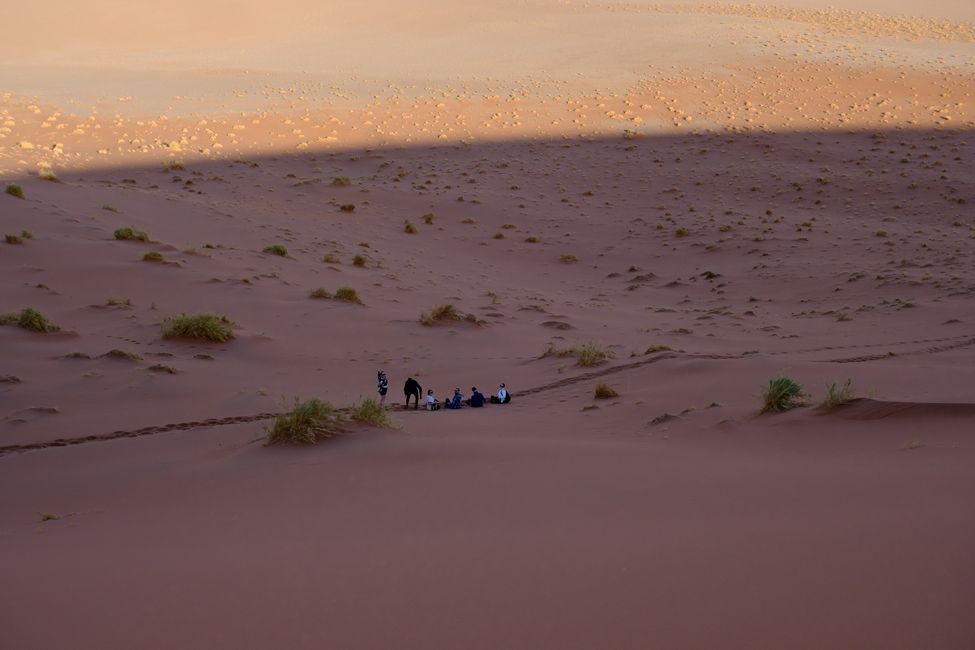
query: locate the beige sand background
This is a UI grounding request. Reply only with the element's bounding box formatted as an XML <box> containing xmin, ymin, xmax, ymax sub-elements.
<box><xmin>2</xmin><ymin>2</ymin><xmax>974</xmax><ymax>649</ymax></box>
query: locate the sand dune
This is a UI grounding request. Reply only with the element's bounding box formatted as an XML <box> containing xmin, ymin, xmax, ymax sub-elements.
<box><xmin>2</xmin><ymin>1</ymin><xmax>974</xmax><ymax>648</ymax></box>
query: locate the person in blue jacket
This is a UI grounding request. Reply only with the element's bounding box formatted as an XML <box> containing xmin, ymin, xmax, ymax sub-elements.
<box><xmin>447</xmin><ymin>388</ymin><xmax>464</xmax><ymax>409</ymax></box>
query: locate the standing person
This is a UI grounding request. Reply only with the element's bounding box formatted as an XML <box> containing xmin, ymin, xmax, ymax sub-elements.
<box><xmin>377</xmin><ymin>370</ymin><xmax>389</xmax><ymax>406</ymax></box>
<box><xmin>404</xmin><ymin>377</ymin><xmax>422</xmax><ymax>410</ymax></box>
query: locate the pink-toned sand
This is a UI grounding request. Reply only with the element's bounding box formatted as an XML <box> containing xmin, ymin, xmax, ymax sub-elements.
<box><xmin>2</xmin><ymin>1</ymin><xmax>974</xmax><ymax>648</ymax></box>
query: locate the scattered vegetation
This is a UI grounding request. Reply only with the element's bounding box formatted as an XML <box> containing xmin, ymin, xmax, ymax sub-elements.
<box><xmin>101</xmin><ymin>349</ymin><xmax>143</xmax><ymax>361</ymax></box>
<box><xmin>263</xmin><ymin>243</ymin><xmax>288</xmax><ymax>257</ymax></box>
<box><xmin>322</xmin><ymin>253</ymin><xmax>340</xmax><ymax>264</ymax></box>
<box><xmin>334</xmin><ymin>287</ymin><xmax>363</xmax><ymax>304</ymax></box>
<box><xmin>404</xmin><ymin>219</ymin><xmax>418</xmax><ymax>234</ymax></box>
<box><xmin>5</xmin><ymin>183</ymin><xmax>25</xmax><ymax>199</ymax></box>
<box><xmin>422</xmin><ymin>213</ymin><xmax>435</xmax><ymax>225</ymax></box>
<box><xmin>821</xmin><ymin>379</ymin><xmax>856</xmax><ymax>410</ymax></box>
<box><xmin>339</xmin><ymin>204</ymin><xmax>356</xmax><ymax>212</ymax></box>
<box><xmin>594</xmin><ymin>383</ymin><xmax>620</xmax><ymax>399</ymax></box>
<box><xmin>525</xmin><ymin>236</ymin><xmax>539</xmax><ymax>243</ymax></box>
<box><xmin>541</xmin><ymin>341</ymin><xmax>613</xmax><ymax>367</ymax></box>
<box><xmin>644</xmin><ymin>344</ymin><xmax>673</xmax><ymax>354</ymax></box>
<box><xmin>560</xmin><ymin>254</ymin><xmax>578</xmax><ymax>263</ymax></box>
<box><xmin>835</xmin><ymin>311</ymin><xmax>851</xmax><ymax>322</ymax></box>
<box><xmin>331</xmin><ymin>176</ymin><xmax>352</xmax><ymax>186</ymax></box>
<box><xmin>114</xmin><ymin>226</ymin><xmax>148</xmax><ymax>242</ymax></box>
<box><xmin>142</xmin><ymin>251</ymin><xmax>164</xmax><ymax>262</ymax></box>
<box><xmin>0</xmin><ymin>307</ymin><xmax>60</xmax><ymax>333</ymax></box>
<box><xmin>161</xmin><ymin>313</ymin><xmax>234</xmax><ymax>342</ymax></box>
<box><xmin>349</xmin><ymin>398</ymin><xmax>391</xmax><ymax>427</ymax></box>
<box><xmin>675</xmin><ymin>228</ymin><xmax>688</xmax><ymax>237</ymax></box>
<box><xmin>265</xmin><ymin>398</ymin><xmax>342</xmax><ymax>445</ymax></box>
<box><xmin>38</xmin><ymin>169</ymin><xmax>60</xmax><ymax>183</ymax></box>
<box><xmin>420</xmin><ymin>303</ymin><xmax>461</xmax><ymax>326</ymax></box>
<box><xmin>352</xmin><ymin>254</ymin><xmax>366</xmax><ymax>267</ymax></box>
<box><xmin>310</xmin><ymin>288</ymin><xmax>331</xmax><ymax>299</ymax></box>
<box><xmin>162</xmin><ymin>160</ymin><xmax>186</xmax><ymax>172</ymax></box>
<box><xmin>4</xmin><ymin>234</ymin><xmax>23</xmax><ymax>245</ymax></box>
<box><xmin>761</xmin><ymin>376</ymin><xmax>805</xmax><ymax>413</ymax></box>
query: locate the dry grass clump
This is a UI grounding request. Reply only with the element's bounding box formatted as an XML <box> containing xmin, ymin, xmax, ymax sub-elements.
<box><xmin>38</xmin><ymin>169</ymin><xmax>60</xmax><ymax>183</ymax></box>
<box><xmin>5</xmin><ymin>183</ymin><xmax>25</xmax><ymax>199</ymax></box>
<box><xmin>644</xmin><ymin>344</ymin><xmax>673</xmax><ymax>354</ymax></box>
<box><xmin>404</xmin><ymin>219</ymin><xmax>418</xmax><ymax>234</ymax></box>
<box><xmin>161</xmin><ymin>313</ymin><xmax>234</xmax><ymax>342</ymax></box>
<box><xmin>0</xmin><ymin>307</ymin><xmax>60</xmax><ymax>333</ymax></box>
<box><xmin>349</xmin><ymin>398</ymin><xmax>391</xmax><ymax>427</ymax></box>
<box><xmin>334</xmin><ymin>287</ymin><xmax>363</xmax><ymax>304</ymax></box>
<box><xmin>114</xmin><ymin>226</ymin><xmax>148</xmax><ymax>242</ymax></box>
<box><xmin>331</xmin><ymin>176</ymin><xmax>352</xmax><ymax>186</ymax></box>
<box><xmin>761</xmin><ymin>376</ymin><xmax>804</xmax><ymax>413</ymax></box>
<box><xmin>421</xmin><ymin>303</ymin><xmax>459</xmax><ymax>325</ymax></box>
<box><xmin>263</xmin><ymin>243</ymin><xmax>288</xmax><ymax>257</ymax></box>
<box><xmin>322</xmin><ymin>253</ymin><xmax>340</xmax><ymax>264</ymax></box>
<box><xmin>339</xmin><ymin>204</ymin><xmax>356</xmax><ymax>212</ymax></box>
<box><xmin>560</xmin><ymin>254</ymin><xmax>578</xmax><ymax>263</ymax></box>
<box><xmin>541</xmin><ymin>341</ymin><xmax>613</xmax><ymax>366</ymax></box>
<box><xmin>352</xmin><ymin>254</ymin><xmax>366</xmax><ymax>267</ymax></box>
<box><xmin>675</xmin><ymin>228</ymin><xmax>688</xmax><ymax>237</ymax></box>
<box><xmin>265</xmin><ymin>398</ymin><xmax>342</xmax><ymax>445</ymax></box>
<box><xmin>594</xmin><ymin>383</ymin><xmax>619</xmax><ymax>399</ymax></box>
<box><xmin>821</xmin><ymin>379</ymin><xmax>856</xmax><ymax>410</ymax></box>
<box><xmin>4</xmin><ymin>233</ymin><xmax>24</xmax><ymax>245</ymax></box>
<box><xmin>142</xmin><ymin>251</ymin><xmax>164</xmax><ymax>262</ymax></box>
<box><xmin>101</xmin><ymin>349</ymin><xmax>143</xmax><ymax>361</ymax></box>
<box><xmin>422</xmin><ymin>213</ymin><xmax>435</xmax><ymax>225</ymax></box>
<box><xmin>310</xmin><ymin>288</ymin><xmax>331</xmax><ymax>299</ymax></box>
<box><xmin>162</xmin><ymin>160</ymin><xmax>185</xmax><ymax>172</ymax></box>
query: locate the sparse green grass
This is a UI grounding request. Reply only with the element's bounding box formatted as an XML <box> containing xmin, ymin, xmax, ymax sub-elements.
<box><xmin>334</xmin><ymin>287</ymin><xmax>363</xmax><ymax>304</ymax></box>
<box><xmin>263</xmin><ymin>243</ymin><xmax>288</xmax><ymax>257</ymax></box>
<box><xmin>560</xmin><ymin>254</ymin><xmax>578</xmax><ymax>263</ymax></box>
<box><xmin>761</xmin><ymin>376</ymin><xmax>804</xmax><ymax>413</ymax></box>
<box><xmin>310</xmin><ymin>288</ymin><xmax>331</xmax><ymax>299</ymax></box>
<box><xmin>142</xmin><ymin>251</ymin><xmax>164</xmax><ymax>262</ymax></box>
<box><xmin>349</xmin><ymin>398</ymin><xmax>391</xmax><ymax>427</ymax></box>
<box><xmin>161</xmin><ymin>313</ymin><xmax>234</xmax><ymax>342</ymax></box>
<box><xmin>422</xmin><ymin>213</ymin><xmax>435</xmax><ymax>225</ymax></box>
<box><xmin>4</xmin><ymin>234</ymin><xmax>23</xmax><ymax>245</ymax></box>
<box><xmin>20</xmin><ymin>230</ymin><xmax>33</xmax><ymax>239</ymax></box>
<box><xmin>265</xmin><ymin>398</ymin><xmax>342</xmax><ymax>445</ymax></box>
<box><xmin>644</xmin><ymin>344</ymin><xmax>673</xmax><ymax>354</ymax></box>
<box><xmin>5</xmin><ymin>183</ymin><xmax>25</xmax><ymax>199</ymax></box>
<box><xmin>331</xmin><ymin>176</ymin><xmax>352</xmax><ymax>186</ymax></box>
<box><xmin>339</xmin><ymin>204</ymin><xmax>356</xmax><ymax>212</ymax></box>
<box><xmin>420</xmin><ymin>303</ymin><xmax>460</xmax><ymax>326</ymax></box>
<box><xmin>594</xmin><ymin>383</ymin><xmax>619</xmax><ymax>399</ymax></box>
<box><xmin>821</xmin><ymin>379</ymin><xmax>856</xmax><ymax>410</ymax></box>
<box><xmin>114</xmin><ymin>226</ymin><xmax>148</xmax><ymax>242</ymax></box>
<box><xmin>404</xmin><ymin>219</ymin><xmax>418</xmax><ymax>234</ymax></box>
<box><xmin>38</xmin><ymin>169</ymin><xmax>60</xmax><ymax>183</ymax></box>
<box><xmin>352</xmin><ymin>254</ymin><xmax>366</xmax><ymax>267</ymax></box>
<box><xmin>0</xmin><ymin>307</ymin><xmax>60</xmax><ymax>333</ymax></box>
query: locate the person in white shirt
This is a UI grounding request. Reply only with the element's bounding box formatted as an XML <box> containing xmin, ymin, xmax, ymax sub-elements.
<box><xmin>425</xmin><ymin>389</ymin><xmax>441</xmax><ymax>411</ymax></box>
<box><xmin>490</xmin><ymin>383</ymin><xmax>510</xmax><ymax>404</ymax></box>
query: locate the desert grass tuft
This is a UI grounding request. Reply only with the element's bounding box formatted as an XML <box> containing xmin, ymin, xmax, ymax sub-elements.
<box><xmin>349</xmin><ymin>398</ymin><xmax>391</xmax><ymax>427</ymax></box>
<box><xmin>761</xmin><ymin>376</ymin><xmax>804</xmax><ymax>413</ymax></box>
<box><xmin>322</xmin><ymin>253</ymin><xmax>340</xmax><ymax>264</ymax></box>
<box><xmin>0</xmin><ymin>307</ymin><xmax>60</xmax><ymax>333</ymax></box>
<box><xmin>38</xmin><ymin>169</ymin><xmax>60</xmax><ymax>183</ymax></box>
<box><xmin>161</xmin><ymin>313</ymin><xmax>234</xmax><ymax>342</ymax></box>
<box><xmin>339</xmin><ymin>204</ymin><xmax>356</xmax><ymax>212</ymax></box>
<box><xmin>162</xmin><ymin>160</ymin><xmax>185</xmax><ymax>172</ymax></box>
<box><xmin>334</xmin><ymin>287</ymin><xmax>363</xmax><ymax>304</ymax></box>
<box><xmin>142</xmin><ymin>251</ymin><xmax>164</xmax><ymax>262</ymax></box>
<box><xmin>5</xmin><ymin>183</ymin><xmax>25</xmax><ymax>199</ymax></box>
<box><xmin>576</xmin><ymin>342</ymin><xmax>612</xmax><ymax>367</ymax></box>
<box><xmin>404</xmin><ymin>219</ymin><xmax>418</xmax><ymax>234</ymax></box>
<box><xmin>331</xmin><ymin>176</ymin><xmax>352</xmax><ymax>186</ymax></box>
<box><xmin>422</xmin><ymin>213</ymin><xmax>435</xmax><ymax>225</ymax></box>
<box><xmin>594</xmin><ymin>383</ymin><xmax>619</xmax><ymax>399</ymax></box>
<box><xmin>644</xmin><ymin>344</ymin><xmax>673</xmax><ymax>354</ymax></box>
<box><xmin>821</xmin><ymin>379</ymin><xmax>856</xmax><ymax>410</ymax></box>
<box><xmin>560</xmin><ymin>254</ymin><xmax>578</xmax><ymax>263</ymax></box>
<box><xmin>101</xmin><ymin>349</ymin><xmax>143</xmax><ymax>361</ymax></box>
<box><xmin>263</xmin><ymin>243</ymin><xmax>288</xmax><ymax>257</ymax></box>
<box><xmin>310</xmin><ymin>288</ymin><xmax>332</xmax><ymax>299</ymax></box>
<box><xmin>114</xmin><ymin>226</ymin><xmax>148</xmax><ymax>242</ymax></box>
<box><xmin>352</xmin><ymin>254</ymin><xmax>366</xmax><ymax>267</ymax></box>
<box><xmin>420</xmin><ymin>303</ymin><xmax>460</xmax><ymax>326</ymax></box>
<box><xmin>4</xmin><ymin>234</ymin><xmax>23</xmax><ymax>245</ymax></box>
<box><xmin>265</xmin><ymin>398</ymin><xmax>342</xmax><ymax>445</ymax></box>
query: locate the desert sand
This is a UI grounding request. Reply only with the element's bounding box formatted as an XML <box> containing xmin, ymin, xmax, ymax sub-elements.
<box><xmin>2</xmin><ymin>1</ymin><xmax>974</xmax><ymax>649</ymax></box>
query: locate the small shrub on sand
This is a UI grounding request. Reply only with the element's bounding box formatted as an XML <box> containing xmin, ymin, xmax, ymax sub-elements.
<box><xmin>576</xmin><ymin>342</ymin><xmax>612</xmax><ymax>367</ymax></box>
<box><xmin>5</xmin><ymin>183</ymin><xmax>25</xmax><ymax>199</ymax></box>
<box><xmin>349</xmin><ymin>398</ymin><xmax>391</xmax><ymax>427</ymax></box>
<box><xmin>420</xmin><ymin>303</ymin><xmax>460</xmax><ymax>326</ymax></box>
<box><xmin>352</xmin><ymin>254</ymin><xmax>366</xmax><ymax>267</ymax></box>
<box><xmin>161</xmin><ymin>313</ymin><xmax>234</xmax><ymax>342</ymax></box>
<box><xmin>114</xmin><ymin>226</ymin><xmax>148</xmax><ymax>242</ymax></box>
<box><xmin>40</xmin><ymin>513</ymin><xmax>60</xmax><ymax>522</ymax></box>
<box><xmin>322</xmin><ymin>253</ymin><xmax>340</xmax><ymax>264</ymax></box>
<box><xmin>265</xmin><ymin>398</ymin><xmax>342</xmax><ymax>445</ymax></box>
<box><xmin>38</xmin><ymin>169</ymin><xmax>60</xmax><ymax>183</ymax></box>
<box><xmin>835</xmin><ymin>311</ymin><xmax>851</xmax><ymax>322</ymax></box>
<box><xmin>0</xmin><ymin>307</ymin><xmax>59</xmax><ymax>333</ymax></box>
<box><xmin>142</xmin><ymin>251</ymin><xmax>164</xmax><ymax>262</ymax></box>
<box><xmin>493</xmin><ymin>232</ymin><xmax>505</xmax><ymax>240</ymax></box>
<box><xmin>334</xmin><ymin>287</ymin><xmax>363</xmax><ymax>304</ymax></box>
<box><xmin>761</xmin><ymin>376</ymin><xmax>804</xmax><ymax>413</ymax></box>
<box><xmin>310</xmin><ymin>288</ymin><xmax>331</xmax><ymax>299</ymax></box>
<box><xmin>560</xmin><ymin>254</ymin><xmax>578</xmax><ymax>263</ymax></box>
<box><xmin>19</xmin><ymin>230</ymin><xmax>33</xmax><ymax>239</ymax></box>
<box><xmin>339</xmin><ymin>204</ymin><xmax>356</xmax><ymax>212</ymax></box>
<box><xmin>263</xmin><ymin>243</ymin><xmax>288</xmax><ymax>257</ymax></box>
<box><xmin>331</xmin><ymin>176</ymin><xmax>352</xmax><ymax>186</ymax></box>
<box><xmin>821</xmin><ymin>379</ymin><xmax>856</xmax><ymax>410</ymax></box>
<box><xmin>422</xmin><ymin>213</ymin><xmax>435</xmax><ymax>225</ymax></box>
<box><xmin>594</xmin><ymin>383</ymin><xmax>619</xmax><ymax>399</ymax></box>
<box><xmin>162</xmin><ymin>160</ymin><xmax>185</xmax><ymax>172</ymax></box>
<box><xmin>404</xmin><ymin>219</ymin><xmax>418</xmax><ymax>234</ymax></box>
<box><xmin>4</xmin><ymin>234</ymin><xmax>23</xmax><ymax>245</ymax></box>
<box><xmin>645</xmin><ymin>344</ymin><xmax>672</xmax><ymax>355</ymax></box>
<box><xmin>525</xmin><ymin>236</ymin><xmax>539</xmax><ymax>243</ymax></box>
<box><xmin>675</xmin><ymin>228</ymin><xmax>688</xmax><ymax>237</ymax></box>
<box><xmin>101</xmin><ymin>349</ymin><xmax>143</xmax><ymax>361</ymax></box>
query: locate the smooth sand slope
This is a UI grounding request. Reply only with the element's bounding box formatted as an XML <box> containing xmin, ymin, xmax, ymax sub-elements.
<box><xmin>1</xmin><ymin>1</ymin><xmax>974</xmax><ymax>648</ymax></box>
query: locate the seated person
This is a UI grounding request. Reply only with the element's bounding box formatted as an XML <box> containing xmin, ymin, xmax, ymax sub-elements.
<box><xmin>469</xmin><ymin>387</ymin><xmax>485</xmax><ymax>408</ymax></box>
<box><xmin>489</xmin><ymin>383</ymin><xmax>511</xmax><ymax>404</ymax></box>
<box><xmin>447</xmin><ymin>389</ymin><xmax>464</xmax><ymax>409</ymax></box>
<box><xmin>425</xmin><ymin>389</ymin><xmax>440</xmax><ymax>411</ymax></box>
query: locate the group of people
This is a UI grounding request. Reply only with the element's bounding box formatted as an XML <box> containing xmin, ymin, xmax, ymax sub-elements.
<box><xmin>378</xmin><ymin>371</ymin><xmax>511</xmax><ymax>411</ymax></box>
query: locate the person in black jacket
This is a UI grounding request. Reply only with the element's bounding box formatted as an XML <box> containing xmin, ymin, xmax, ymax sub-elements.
<box><xmin>467</xmin><ymin>386</ymin><xmax>485</xmax><ymax>408</ymax></box>
<box><xmin>404</xmin><ymin>377</ymin><xmax>422</xmax><ymax>409</ymax></box>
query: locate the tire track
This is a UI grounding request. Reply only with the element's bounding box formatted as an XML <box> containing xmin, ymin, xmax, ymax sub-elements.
<box><xmin>3</xmin><ymin>333</ymin><xmax>973</xmax><ymax>457</ymax></box>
